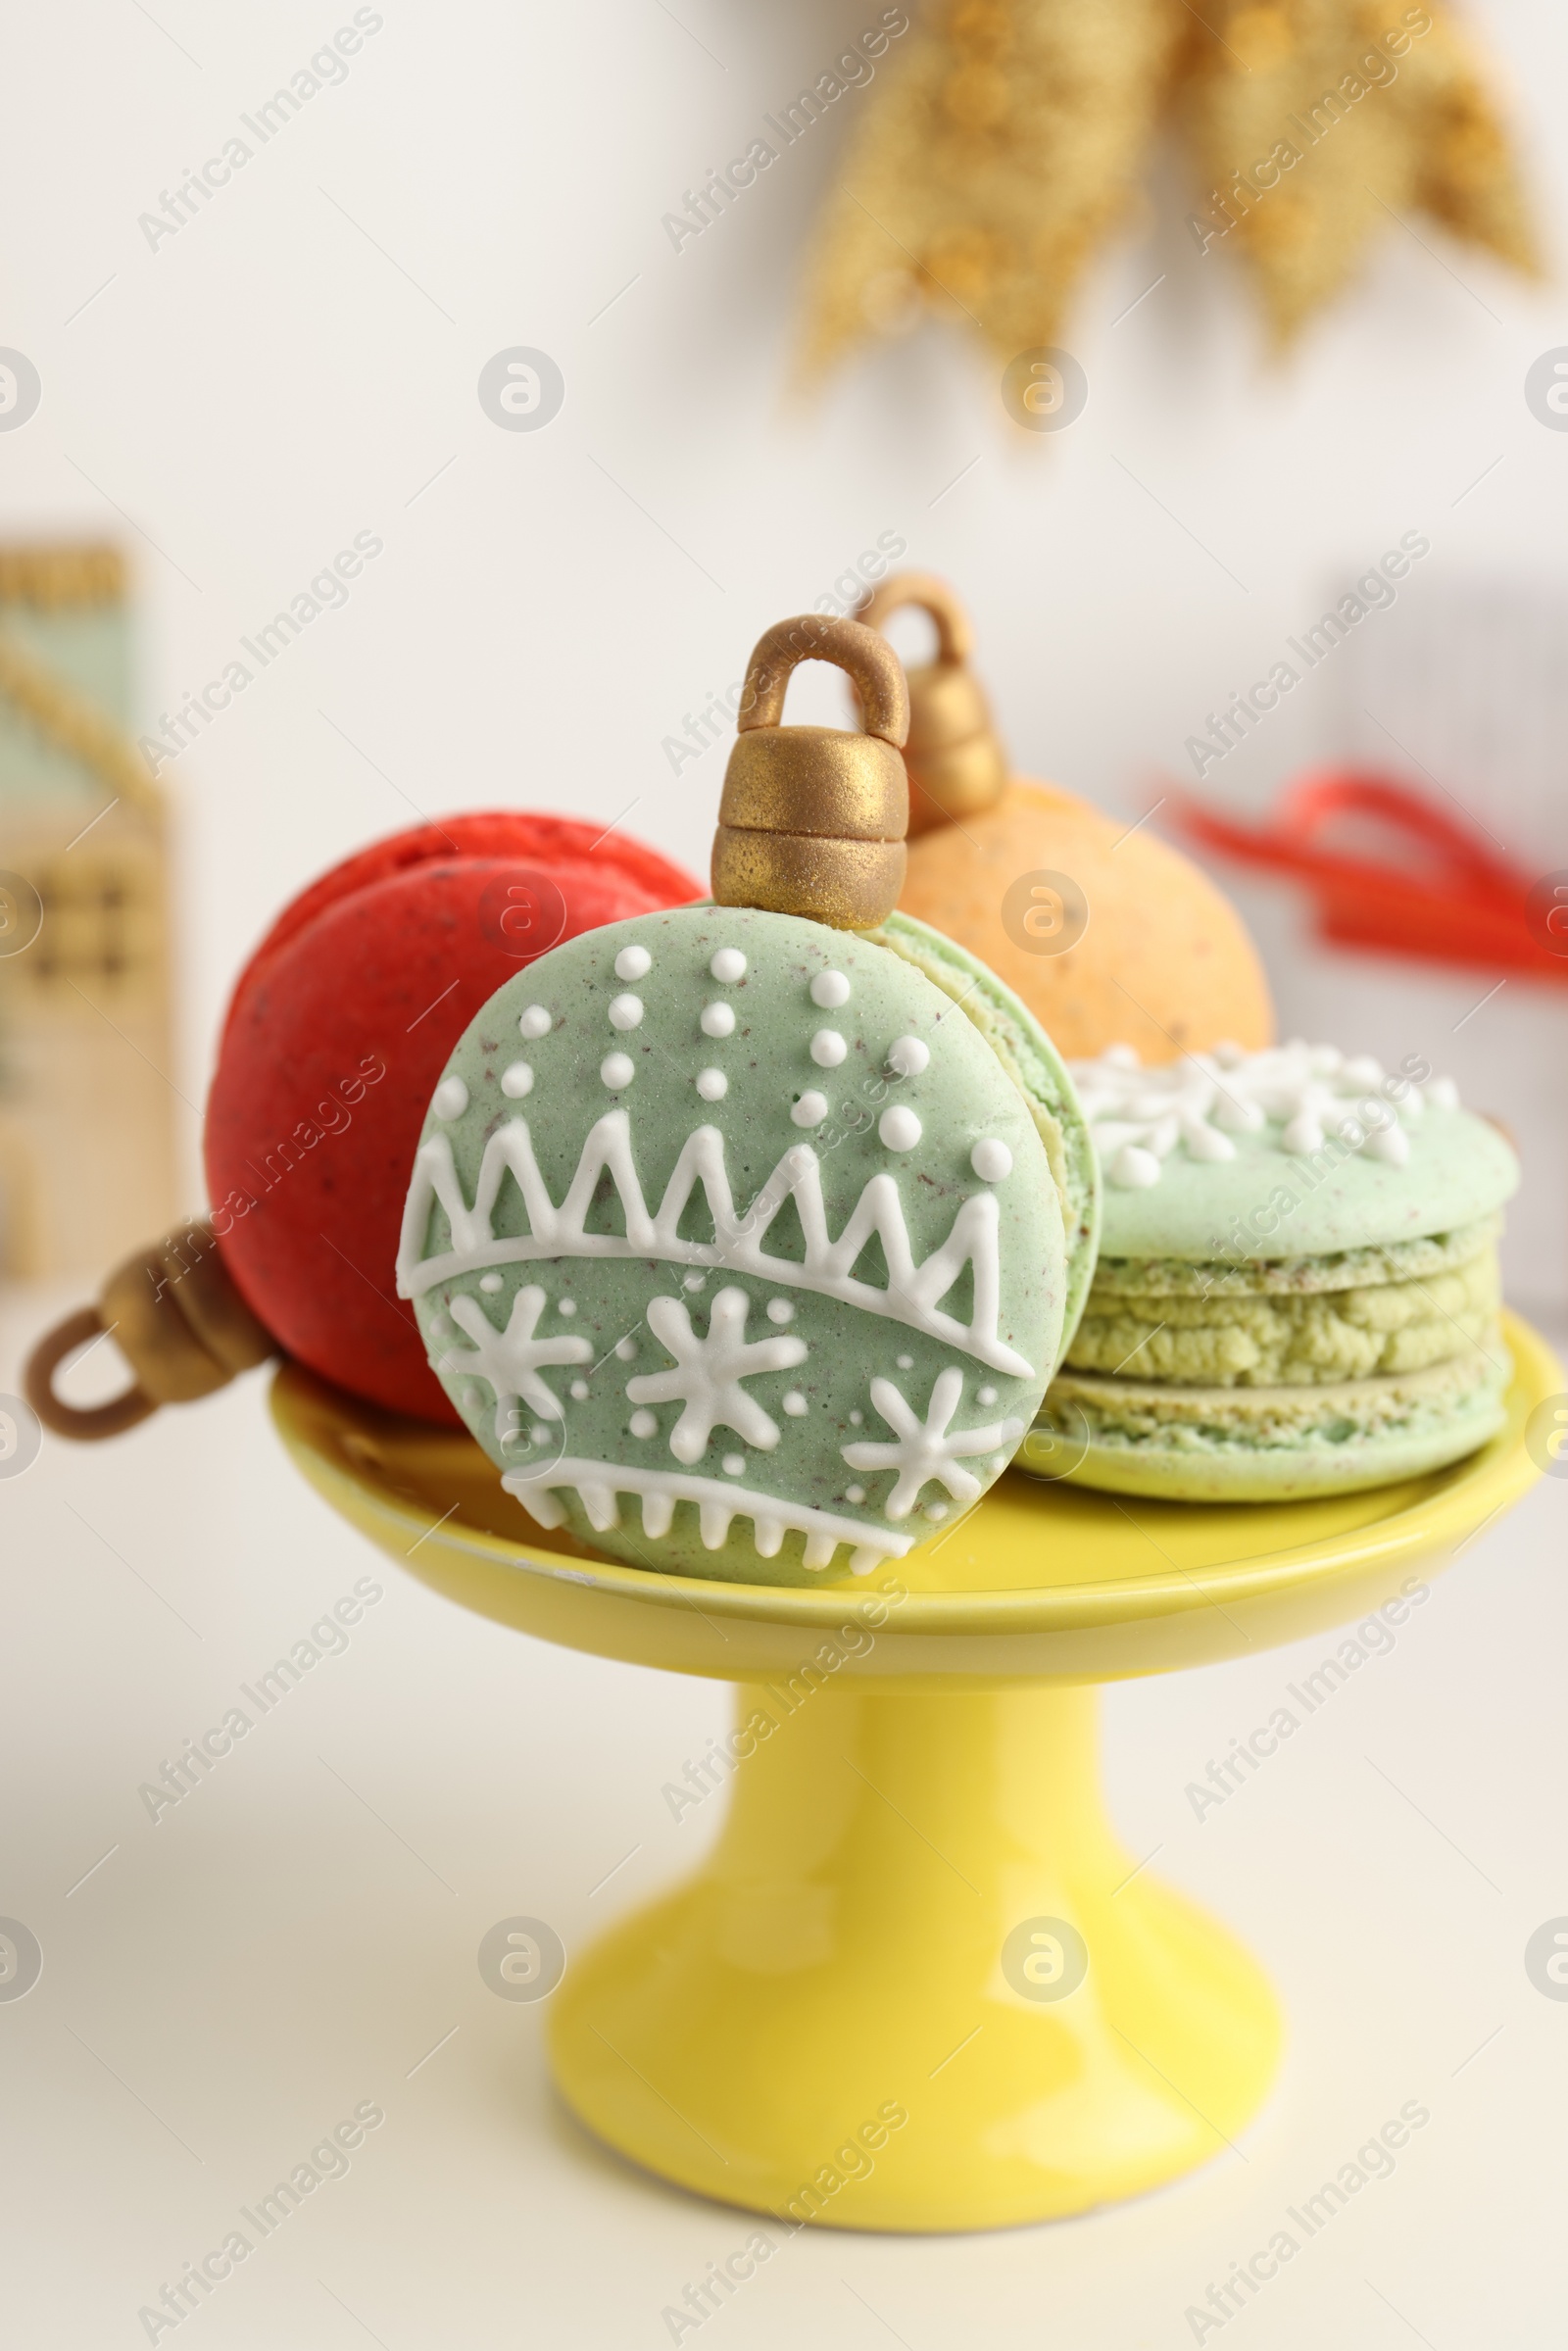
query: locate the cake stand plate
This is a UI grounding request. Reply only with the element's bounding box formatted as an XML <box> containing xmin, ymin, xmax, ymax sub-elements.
<box><xmin>272</xmin><ymin>1311</ymin><xmax>1559</xmax><ymax>2232</ymax></box>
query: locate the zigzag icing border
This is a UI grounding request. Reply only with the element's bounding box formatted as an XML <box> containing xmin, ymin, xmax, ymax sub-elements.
<box><xmin>399</xmin><ymin>1110</ymin><xmax>1035</xmax><ymax>1379</ymax></box>
<box><xmin>503</xmin><ymin>1458</ymin><xmax>916</xmax><ymax>1577</ymax></box>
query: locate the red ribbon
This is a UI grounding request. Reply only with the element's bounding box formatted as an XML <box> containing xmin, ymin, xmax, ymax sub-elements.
<box><xmin>1167</xmin><ymin>770</ymin><xmax>1568</xmax><ymax>987</ymax></box>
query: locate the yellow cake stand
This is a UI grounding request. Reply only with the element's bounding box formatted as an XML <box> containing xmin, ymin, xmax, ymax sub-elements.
<box><xmin>273</xmin><ymin>1311</ymin><xmax>1559</xmax><ymax>2234</ymax></box>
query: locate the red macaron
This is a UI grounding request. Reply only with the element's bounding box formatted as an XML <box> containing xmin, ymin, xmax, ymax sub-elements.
<box><xmin>204</xmin><ymin>812</ymin><xmax>701</xmax><ymax>1421</ymax></box>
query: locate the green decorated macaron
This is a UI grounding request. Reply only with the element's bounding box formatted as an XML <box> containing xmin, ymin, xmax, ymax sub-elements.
<box><xmin>1032</xmin><ymin>1041</ymin><xmax>1518</xmax><ymax>1501</ymax></box>
<box><xmin>398</xmin><ymin>903</ymin><xmax>1098</xmax><ymax>1583</ymax></box>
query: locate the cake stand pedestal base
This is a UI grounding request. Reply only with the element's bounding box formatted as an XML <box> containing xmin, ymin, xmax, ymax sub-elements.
<box><xmin>551</xmin><ymin>1683</ymin><xmax>1279</xmax><ymax>2231</ymax></box>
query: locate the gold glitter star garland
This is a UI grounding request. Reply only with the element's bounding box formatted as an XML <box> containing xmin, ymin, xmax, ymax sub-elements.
<box><xmin>799</xmin><ymin>0</ymin><xmax>1538</xmax><ymax>378</ymax></box>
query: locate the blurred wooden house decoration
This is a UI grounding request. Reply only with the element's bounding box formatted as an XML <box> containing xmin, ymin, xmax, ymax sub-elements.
<box><xmin>0</xmin><ymin>544</ymin><xmax>177</xmax><ymax>1276</ymax></box>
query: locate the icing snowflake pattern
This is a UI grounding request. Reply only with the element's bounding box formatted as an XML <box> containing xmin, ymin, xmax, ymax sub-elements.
<box><xmin>436</xmin><ymin>1286</ymin><xmax>593</xmax><ymax>1444</ymax></box>
<box><xmin>842</xmin><ymin>1368</ymin><xmax>1025</xmax><ymax>1522</ymax></box>
<box><xmin>626</xmin><ymin>1286</ymin><xmax>808</xmax><ymax>1464</ymax></box>
<box><xmin>1069</xmin><ymin>1042</ymin><xmax>1460</xmax><ymax>1191</ymax></box>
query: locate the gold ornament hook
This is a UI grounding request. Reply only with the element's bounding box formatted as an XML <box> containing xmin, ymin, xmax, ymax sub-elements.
<box><xmin>713</xmin><ymin>613</ymin><xmax>910</xmax><ymax>931</ymax></box>
<box><xmin>24</xmin><ymin>1216</ymin><xmax>275</xmax><ymax>1441</ymax></box>
<box><xmin>856</xmin><ymin>571</ymin><xmax>1008</xmax><ymax>837</ymax></box>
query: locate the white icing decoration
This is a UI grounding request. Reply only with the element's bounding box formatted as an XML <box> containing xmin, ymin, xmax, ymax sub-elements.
<box><xmin>924</xmin><ymin>1503</ymin><xmax>948</xmax><ymax>1523</ymax></box>
<box><xmin>569</xmin><ymin>1379</ymin><xmax>589</xmax><ymax>1400</ymax></box>
<box><xmin>846</xmin><ymin>1483</ymin><xmax>865</xmax><ymax>1504</ymax></box>
<box><xmin>1364</xmin><ymin>1123</ymin><xmax>1411</xmax><ymax>1165</ymax></box>
<box><xmin>849</xmin><ymin>1410</ymin><xmax>862</xmax><ymax>1426</ymax></box>
<box><xmin>782</xmin><ymin>1391</ymin><xmax>808</xmax><ymax>1416</ymax></box>
<box><xmin>629</xmin><ymin>1408</ymin><xmax>657</xmax><ymax>1439</ymax></box>
<box><xmin>811</xmin><ymin>969</ymin><xmax>851</xmax><ymax>1008</ymax></box>
<box><xmin>971</xmin><ymin>1139</ymin><xmax>1011</xmax><ymax>1182</ymax></box>
<box><xmin>615</xmin><ymin>1337</ymin><xmax>637</xmax><ymax>1361</ymax></box>
<box><xmin>507</xmin><ymin>1459</ymin><xmax>912</xmax><ymax>1575</ymax></box>
<box><xmin>609</xmin><ymin>994</ymin><xmax>644</xmax><ymax>1031</ymax></box>
<box><xmin>977</xmin><ymin>1385</ymin><xmax>998</xmax><ymax>1405</ymax></box>
<box><xmin>602</xmin><ymin>1052</ymin><xmax>636</xmax><ymax>1090</ymax></box>
<box><xmin>896</xmin><ymin>1353</ymin><xmax>912</xmax><ymax>1369</ymax></box>
<box><xmin>879</xmin><ymin>1106</ymin><xmax>921</xmax><ymax>1152</ymax></box>
<box><xmin>625</xmin><ymin>1287</ymin><xmax>808</xmax><ymax>1465</ymax></box>
<box><xmin>701</xmin><ymin>1002</ymin><xmax>736</xmax><ymax>1039</ymax></box>
<box><xmin>722</xmin><ymin>1454</ymin><xmax>745</xmax><ymax>1476</ymax></box>
<box><xmin>792</xmin><ymin>1093</ymin><xmax>828</xmax><ymax>1128</ymax></box>
<box><xmin>1070</xmin><ymin>1042</ymin><xmax>1459</xmax><ymax>1190</ymax></box>
<box><xmin>432</xmin><ymin>1285</ymin><xmax>591</xmax><ymax>1444</ymax></box>
<box><xmin>480</xmin><ymin>1272</ymin><xmax>503</xmax><ymax>1294</ymax></box>
<box><xmin>432</xmin><ymin>1076</ymin><xmax>467</xmax><ymax>1121</ymax></box>
<box><xmin>399</xmin><ymin>1111</ymin><xmax>1035</xmax><ymax>1375</ymax></box>
<box><xmin>519</xmin><ymin>1005</ymin><xmax>551</xmax><ymax>1040</ymax></box>
<box><xmin>501</xmin><ymin>1061</ymin><xmax>534</xmax><ymax>1100</ymax></box>
<box><xmin>767</xmin><ymin>1298</ymin><xmax>794</xmax><ymax>1323</ymax></box>
<box><xmin>559</xmin><ymin>1298</ymin><xmax>576</xmax><ymax>1315</ymax></box>
<box><xmin>887</xmin><ymin>1036</ymin><xmax>929</xmax><ymax>1078</ymax></box>
<box><xmin>710</xmin><ymin>947</ymin><xmax>747</xmax><ymax>983</ymax></box>
<box><xmin>615</xmin><ymin>945</ymin><xmax>652</xmax><ymax>981</ymax></box>
<box><xmin>1110</xmin><ymin>1144</ymin><xmax>1160</xmax><ymax>1189</ymax></box>
<box><xmin>810</xmin><ymin>1029</ymin><xmax>848</xmax><ymax>1068</ymax></box>
<box><xmin>841</xmin><ymin>1369</ymin><xmax>1025</xmax><ymax>1522</ymax></box>
<box><xmin>697</xmin><ymin>1068</ymin><xmax>728</xmax><ymax>1102</ymax></box>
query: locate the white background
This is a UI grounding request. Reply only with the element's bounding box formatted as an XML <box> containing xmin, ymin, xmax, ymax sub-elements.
<box><xmin>3</xmin><ymin>1</ymin><xmax>1568</xmax><ymax>2343</ymax></box>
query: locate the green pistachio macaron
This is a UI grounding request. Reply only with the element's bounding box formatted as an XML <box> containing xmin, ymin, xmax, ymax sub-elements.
<box><xmin>398</xmin><ymin>903</ymin><xmax>1099</xmax><ymax>1583</ymax></box>
<box><xmin>1031</xmin><ymin>1041</ymin><xmax>1518</xmax><ymax>1501</ymax></box>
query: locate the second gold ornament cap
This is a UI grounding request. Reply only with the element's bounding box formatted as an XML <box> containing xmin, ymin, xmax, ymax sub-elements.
<box><xmin>712</xmin><ymin>612</ymin><xmax>910</xmax><ymax>931</ymax></box>
<box><xmin>857</xmin><ymin>571</ymin><xmax>1008</xmax><ymax>837</ymax></box>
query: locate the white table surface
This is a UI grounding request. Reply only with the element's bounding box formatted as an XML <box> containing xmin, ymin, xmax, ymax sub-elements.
<box><xmin>3</xmin><ymin>1280</ymin><xmax>1565</xmax><ymax>2351</ymax></box>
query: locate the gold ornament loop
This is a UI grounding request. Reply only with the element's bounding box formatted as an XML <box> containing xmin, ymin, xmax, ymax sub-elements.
<box><xmin>856</xmin><ymin>570</ymin><xmax>1007</xmax><ymax>837</ymax></box>
<box><xmin>24</xmin><ymin>1217</ymin><xmax>275</xmax><ymax>1442</ymax></box>
<box><xmin>714</xmin><ymin>613</ymin><xmax>910</xmax><ymax>932</ymax></box>
<box><xmin>858</xmin><ymin>569</ymin><xmax>974</xmax><ymax>667</ymax></box>
<box><xmin>736</xmin><ymin>612</ymin><xmax>908</xmax><ymax>745</ymax></box>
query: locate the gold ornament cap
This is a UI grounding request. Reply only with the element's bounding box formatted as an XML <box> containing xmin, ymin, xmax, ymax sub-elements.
<box><xmin>713</xmin><ymin>613</ymin><xmax>910</xmax><ymax>930</ymax></box>
<box><xmin>857</xmin><ymin>571</ymin><xmax>1007</xmax><ymax>838</ymax></box>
